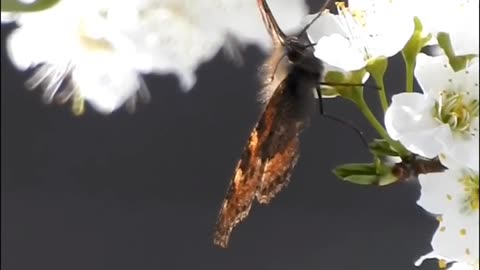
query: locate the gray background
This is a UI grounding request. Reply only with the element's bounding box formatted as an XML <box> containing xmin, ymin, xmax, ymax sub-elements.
<box><xmin>2</xmin><ymin>3</ymin><xmax>439</xmax><ymax>269</ymax></box>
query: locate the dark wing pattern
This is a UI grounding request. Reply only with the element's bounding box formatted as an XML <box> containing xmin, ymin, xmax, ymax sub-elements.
<box><xmin>213</xmin><ymin>73</ymin><xmax>314</xmax><ymax>248</ymax></box>
<box><xmin>255</xmin><ymin>136</ymin><xmax>300</xmax><ymax>204</ymax></box>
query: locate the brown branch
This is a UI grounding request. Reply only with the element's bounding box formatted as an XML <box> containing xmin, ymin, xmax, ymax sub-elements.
<box><xmin>392</xmin><ymin>155</ymin><xmax>448</xmax><ymax>181</ymax></box>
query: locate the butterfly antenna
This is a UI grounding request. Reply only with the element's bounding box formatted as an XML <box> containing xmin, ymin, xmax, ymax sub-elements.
<box><xmin>299</xmin><ymin>0</ymin><xmax>334</xmax><ymax>37</ymax></box>
<box><xmin>315</xmin><ymin>86</ymin><xmax>368</xmax><ymax>148</ymax></box>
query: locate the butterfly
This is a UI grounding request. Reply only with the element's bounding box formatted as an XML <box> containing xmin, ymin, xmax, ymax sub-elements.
<box><xmin>213</xmin><ymin>0</ymin><xmax>342</xmax><ymax>248</ymax></box>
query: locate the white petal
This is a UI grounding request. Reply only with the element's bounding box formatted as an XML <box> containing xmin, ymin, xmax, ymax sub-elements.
<box><xmin>307</xmin><ymin>13</ymin><xmax>366</xmax><ymax>71</ymax></box>
<box><xmin>463</xmin><ymin>61</ymin><xmax>480</xmax><ymax>100</ymax></box>
<box><xmin>348</xmin><ymin>0</ymin><xmax>415</xmax><ymax>58</ymax></box>
<box><xmin>111</xmin><ymin>0</ymin><xmax>225</xmax><ymax>91</ymax></box>
<box><xmin>442</xmin><ymin>1</ymin><xmax>479</xmax><ymax>56</ymax></box>
<box><xmin>385</xmin><ymin>92</ymin><xmax>450</xmax><ymax>158</ymax></box>
<box><xmin>415</xmin><ymin>54</ymin><xmax>455</xmax><ymax>97</ymax></box>
<box><xmin>417</xmin><ymin>167</ymin><xmax>479</xmax><ymax>267</ymax></box>
<box><xmin>443</xmin><ymin>120</ymin><xmax>480</xmax><ymax>172</ymax></box>
<box><xmin>430</xmin><ymin>213</ymin><xmax>479</xmax><ymax>264</ymax></box>
<box><xmin>417</xmin><ymin>170</ymin><xmax>466</xmax><ymax>215</ymax></box>
<box><xmin>306</xmin><ymin>13</ymin><xmax>349</xmax><ymax>45</ymax></box>
<box><xmin>314</xmin><ymin>34</ymin><xmax>366</xmax><ymax>71</ymax></box>
<box><xmin>74</xmin><ymin>54</ymin><xmax>141</xmax><ymax>114</ymax></box>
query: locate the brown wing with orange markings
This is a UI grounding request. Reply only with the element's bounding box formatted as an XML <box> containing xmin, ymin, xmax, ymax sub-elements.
<box><xmin>213</xmin><ymin>71</ymin><xmax>315</xmax><ymax>248</ymax></box>
<box><xmin>255</xmin><ymin>137</ymin><xmax>300</xmax><ymax>204</ymax></box>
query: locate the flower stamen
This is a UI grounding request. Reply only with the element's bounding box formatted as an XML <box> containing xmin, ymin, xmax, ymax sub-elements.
<box><xmin>459</xmin><ymin>171</ymin><xmax>479</xmax><ymax>213</ymax></box>
<box><xmin>434</xmin><ymin>90</ymin><xmax>479</xmax><ymax>134</ymax></box>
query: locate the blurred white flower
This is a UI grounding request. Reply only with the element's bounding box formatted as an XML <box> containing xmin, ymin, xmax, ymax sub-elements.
<box><xmin>206</xmin><ymin>0</ymin><xmax>308</xmax><ymax>51</ymax></box>
<box><xmin>411</xmin><ymin>0</ymin><xmax>479</xmax><ymax>56</ymax></box>
<box><xmin>4</xmin><ymin>0</ymin><xmax>148</xmax><ymax>114</ymax></box>
<box><xmin>436</xmin><ymin>0</ymin><xmax>479</xmax><ymax>56</ymax></box>
<box><xmin>105</xmin><ymin>0</ymin><xmax>308</xmax><ymax>90</ymax></box>
<box><xmin>306</xmin><ymin>0</ymin><xmax>414</xmax><ymax>71</ymax></box>
<box><xmin>415</xmin><ymin>168</ymin><xmax>479</xmax><ymax>268</ymax></box>
<box><xmin>3</xmin><ymin>0</ymin><xmax>309</xmax><ymax>112</ymax></box>
<box><xmin>385</xmin><ymin>54</ymin><xmax>479</xmax><ymax>170</ymax></box>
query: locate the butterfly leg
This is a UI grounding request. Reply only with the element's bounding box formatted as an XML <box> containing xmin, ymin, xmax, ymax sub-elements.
<box><xmin>315</xmin><ymin>86</ymin><xmax>368</xmax><ymax>147</ymax></box>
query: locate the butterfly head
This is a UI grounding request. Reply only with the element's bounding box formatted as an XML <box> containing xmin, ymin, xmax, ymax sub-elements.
<box><xmin>284</xmin><ymin>36</ymin><xmax>313</xmax><ymax>61</ymax></box>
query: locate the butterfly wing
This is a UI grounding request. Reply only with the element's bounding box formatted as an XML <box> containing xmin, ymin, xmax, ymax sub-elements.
<box><xmin>257</xmin><ymin>0</ymin><xmax>287</xmax><ymax>46</ymax></box>
<box><xmin>213</xmin><ymin>72</ymin><xmax>315</xmax><ymax>248</ymax></box>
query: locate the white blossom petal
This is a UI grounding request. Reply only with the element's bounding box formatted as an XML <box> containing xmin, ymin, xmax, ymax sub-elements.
<box><xmin>314</xmin><ymin>33</ymin><xmax>367</xmax><ymax>71</ymax></box>
<box><xmin>307</xmin><ymin>0</ymin><xmax>414</xmax><ymax>71</ymax></box>
<box><xmin>418</xmin><ymin>170</ymin><xmax>468</xmax><ymax>215</ymax></box>
<box><xmin>3</xmin><ymin>0</ymin><xmax>146</xmax><ymax>114</ymax></box>
<box><xmin>416</xmin><ymin>168</ymin><xmax>479</xmax><ymax>267</ymax></box>
<box><xmin>443</xmin><ymin>119</ymin><xmax>480</xmax><ymax>172</ymax></box>
<box><xmin>385</xmin><ymin>92</ymin><xmax>450</xmax><ymax>158</ymax></box>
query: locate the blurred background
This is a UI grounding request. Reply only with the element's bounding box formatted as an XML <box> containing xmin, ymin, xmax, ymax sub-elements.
<box><xmin>2</xmin><ymin>1</ymin><xmax>439</xmax><ymax>269</ymax></box>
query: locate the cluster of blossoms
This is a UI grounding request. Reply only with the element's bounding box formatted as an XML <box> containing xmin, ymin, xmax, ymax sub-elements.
<box><xmin>1</xmin><ymin>0</ymin><xmax>308</xmax><ymax>113</ymax></box>
<box><xmin>305</xmin><ymin>0</ymin><xmax>479</xmax><ymax>269</ymax></box>
<box><xmin>2</xmin><ymin>0</ymin><xmax>478</xmax><ymax>269</ymax></box>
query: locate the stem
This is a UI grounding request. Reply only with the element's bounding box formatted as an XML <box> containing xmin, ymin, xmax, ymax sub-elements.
<box><xmin>373</xmin><ymin>76</ymin><xmax>389</xmax><ymax>112</ymax></box>
<box><xmin>355</xmin><ymin>95</ymin><xmax>410</xmax><ymax>158</ymax></box>
<box><xmin>392</xmin><ymin>156</ymin><xmax>447</xmax><ymax>181</ymax></box>
<box><xmin>405</xmin><ymin>59</ymin><xmax>415</xmax><ymax>93</ymax></box>
<box><xmin>366</xmin><ymin>57</ymin><xmax>389</xmax><ymax>112</ymax></box>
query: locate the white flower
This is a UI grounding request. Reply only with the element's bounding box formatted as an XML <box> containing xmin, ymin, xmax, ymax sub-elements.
<box><xmin>4</xmin><ymin>0</ymin><xmax>309</xmax><ymax>101</ymax></box>
<box><xmin>105</xmin><ymin>0</ymin><xmax>308</xmax><ymax>91</ymax></box>
<box><xmin>4</xmin><ymin>0</ymin><xmax>148</xmax><ymax>114</ymax></box>
<box><xmin>435</xmin><ymin>0</ymin><xmax>479</xmax><ymax>56</ymax></box>
<box><xmin>412</xmin><ymin>0</ymin><xmax>479</xmax><ymax>56</ymax></box>
<box><xmin>415</xmin><ymin>168</ymin><xmax>479</xmax><ymax>268</ymax></box>
<box><xmin>103</xmin><ymin>0</ymin><xmax>227</xmax><ymax>91</ymax></box>
<box><xmin>306</xmin><ymin>0</ymin><xmax>414</xmax><ymax>71</ymax></box>
<box><xmin>205</xmin><ymin>0</ymin><xmax>308</xmax><ymax>51</ymax></box>
<box><xmin>385</xmin><ymin>54</ymin><xmax>479</xmax><ymax>170</ymax></box>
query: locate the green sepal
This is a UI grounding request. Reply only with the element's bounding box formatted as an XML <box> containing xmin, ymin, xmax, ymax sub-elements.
<box><xmin>365</xmin><ymin>56</ymin><xmax>389</xmax><ymax>111</ymax></box>
<box><xmin>333</xmin><ymin>163</ymin><xmax>379</xmax><ymax>185</ymax></box>
<box><xmin>369</xmin><ymin>139</ymin><xmax>400</xmax><ymax>157</ymax></box>
<box><xmin>2</xmin><ymin>0</ymin><xmax>61</xmax><ymax>12</ymax></box>
<box><xmin>322</xmin><ymin>69</ymin><xmax>367</xmax><ymax>102</ymax></box>
<box><xmin>333</xmin><ymin>160</ymin><xmax>400</xmax><ymax>186</ymax></box>
<box><xmin>401</xmin><ymin>17</ymin><xmax>432</xmax><ymax>92</ymax></box>
<box><xmin>402</xmin><ymin>17</ymin><xmax>432</xmax><ymax>65</ymax></box>
<box><xmin>365</xmin><ymin>56</ymin><xmax>388</xmax><ymax>81</ymax></box>
<box><xmin>437</xmin><ymin>32</ymin><xmax>477</xmax><ymax>71</ymax></box>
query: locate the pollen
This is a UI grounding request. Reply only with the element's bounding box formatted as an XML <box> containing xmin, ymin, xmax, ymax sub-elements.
<box><xmin>466</xmin><ymin>248</ymin><xmax>471</xmax><ymax>255</ymax></box>
<box><xmin>447</xmin><ymin>194</ymin><xmax>453</xmax><ymax>201</ymax></box>
<box><xmin>439</xmin><ymin>259</ymin><xmax>448</xmax><ymax>269</ymax></box>
<box><xmin>436</xmin><ymin>216</ymin><xmax>443</xmax><ymax>222</ymax></box>
<box><xmin>72</xmin><ymin>92</ymin><xmax>85</xmax><ymax>116</ymax></box>
<box><xmin>459</xmin><ymin>228</ymin><xmax>467</xmax><ymax>236</ymax></box>
<box><xmin>440</xmin><ymin>226</ymin><xmax>446</xmax><ymax>232</ymax></box>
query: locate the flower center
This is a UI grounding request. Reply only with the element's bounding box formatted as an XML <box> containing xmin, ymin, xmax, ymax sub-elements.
<box><xmin>459</xmin><ymin>170</ymin><xmax>479</xmax><ymax>213</ymax></box>
<box><xmin>434</xmin><ymin>90</ymin><xmax>479</xmax><ymax>134</ymax></box>
<box><xmin>77</xmin><ymin>18</ymin><xmax>115</xmax><ymax>52</ymax></box>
